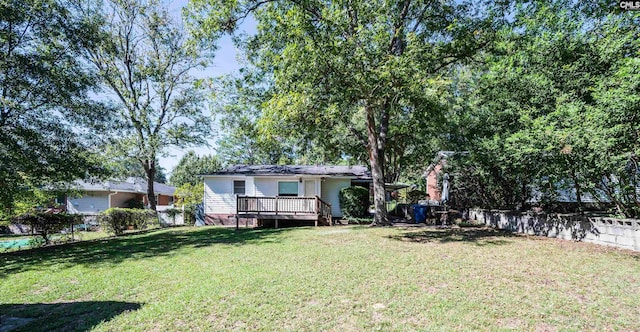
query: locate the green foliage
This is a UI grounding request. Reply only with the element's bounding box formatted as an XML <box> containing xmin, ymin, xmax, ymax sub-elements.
<box><xmin>124</xmin><ymin>198</ymin><xmax>144</xmax><ymax>209</ymax></box>
<box><xmin>107</xmin><ymin>156</ymin><xmax>168</xmax><ymax>183</ymax></box>
<box><xmin>174</xmin><ymin>182</ymin><xmax>204</xmax><ymax>207</ymax></box>
<box><xmin>406</xmin><ymin>190</ymin><xmax>427</xmax><ymax>205</ymax></box>
<box><xmin>0</xmin><ymin>186</ymin><xmax>74</xmax><ymax>224</ymax></box>
<box><xmin>339</xmin><ymin>187</ymin><xmax>370</xmax><ymax>218</ymax></box>
<box><xmin>27</xmin><ymin>236</ymin><xmax>46</xmax><ymax>248</ymax></box>
<box><xmin>12</xmin><ymin>213</ymin><xmax>80</xmax><ymax>245</ymax></box>
<box><xmin>174</xmin><ymin>182</ymin><xmax>203</xmax><ymax>226</ymax></box>
<box><xmin>169</xmin><ymin>151</ymin><xmax>221</xmax><ymax>187</ymax></box>
<box><xmin>165</xmin><ymin>208</ymin><xmax>182</xmax><ymax>218</ymax></box>
<box><xmin>0</xmin><ymin>0</ymin><xmax>109</xmax><ymax>214</ymax></box>
<box><xmin>3</xmin><ymin>187</ymin><xmax>57</xmax><ymax>222</ymax></box>
<box><xmin>182</xmin><ymin>204</ymin><xmax>197</xmax><ymax>226</ymax></box>
<box><xmin>97</xmin><ymin>208</ymin><xmax>157</xmax><ymax>235</ymax></box>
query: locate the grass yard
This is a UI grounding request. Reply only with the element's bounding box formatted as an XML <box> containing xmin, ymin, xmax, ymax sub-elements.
<box><xmin>1</xmin><ymin>225</ymin><xmax>639</xmax><ymax>331</ymax></box>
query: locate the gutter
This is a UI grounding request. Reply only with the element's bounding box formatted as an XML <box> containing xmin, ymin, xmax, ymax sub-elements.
<box><xmin>108</xmin><ymin>191</ymin><xmax>119</xmax><ymax>208</ymax></box>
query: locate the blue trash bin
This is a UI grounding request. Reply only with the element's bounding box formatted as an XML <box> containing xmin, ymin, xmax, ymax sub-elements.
<box><xmin>412</xmin><ymin>204</ymin><xmax>427</xmax><ymax>223</ymax></box>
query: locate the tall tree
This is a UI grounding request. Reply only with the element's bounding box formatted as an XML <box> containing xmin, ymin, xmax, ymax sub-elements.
<box><xmin>188</xmin><ymin>0</ymin><xmax>505</xmax><ymax>225</ymax></box>
<box><xmin>82</xmin><ymin>0</ymin><xmax>212</xmax><ymax>210</ymax></box>
<box><xmin>0</xmin><ymin>0</ymin><xmax>108</xmax><ymax>218</ymax></box>
<box><xmin>169</xmin><ymin>151</ymin><xmax>221</xmax><ymax>187</ymax></box>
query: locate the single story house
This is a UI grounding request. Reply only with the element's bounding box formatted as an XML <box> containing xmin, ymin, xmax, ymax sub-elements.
<box><xmin>202</xmin><ymin>165</ymin><xmax>372</xmax><ymax>227</ymax></box>
<box><xmin>65</xmin><ymin>177</ymin><xmax>176</xmax><ymax>215</ymax></box>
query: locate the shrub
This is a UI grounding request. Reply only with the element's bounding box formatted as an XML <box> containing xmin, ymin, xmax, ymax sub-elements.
<box><xmin>97</xmin><ymin>208</ymin><xmax>157</xmax><ymax>235</ymax></box>
<box><xmin>124</xmin><ymin>198</ymin><xmax>145</xmax><ymax>209</ymax></box>
<box><xmin>406</xmin><ymin>190</ymin><xmax>427</xmax><ymax>204</ymax></box>
<box><xmin>182</xmin><ymin>204</ymin><xmax>197</xmax><ymax>226</ymax></box>
<box><xmin>28</xmin><ymin>236</ymin><xmax>46</xmax><ymax>248</ymax></box>
<box><xmin>339</xmin><ymin>186</ymin><xmax>370</xmax><ymax>218</ymax></box>
<box><xmin>12</xmin><ymin>212</ymin><xmax>81</xmax><ymax>245</ymax></box>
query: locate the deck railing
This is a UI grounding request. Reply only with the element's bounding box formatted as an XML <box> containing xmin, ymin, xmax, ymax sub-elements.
<box><xmin>237</xmin><ymin>196</ymin><xmax>332</xmax><ymax>224</ymax></box>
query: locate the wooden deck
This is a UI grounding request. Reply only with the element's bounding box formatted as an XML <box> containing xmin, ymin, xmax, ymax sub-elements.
<box><xmin>236</xmin><ymin>196</ymin><xmax>333</xmax><ymax>228</ymax></box>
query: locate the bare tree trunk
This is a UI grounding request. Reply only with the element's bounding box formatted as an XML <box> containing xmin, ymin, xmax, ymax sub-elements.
<box><xmin>143</xmin><ymin>159</ymin><xmax>157</xmax><ymax>211</ymax></box>
<box><xmin>366</xmin><ymin>105</ymin><xmax>390</xmax><ymax>226</ymax></box>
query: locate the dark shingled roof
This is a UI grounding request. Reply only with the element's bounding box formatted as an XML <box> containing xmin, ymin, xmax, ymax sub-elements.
<box><xmin>207</xmin><ymin>165</ymin><xmax>371</xmax><ymax>179</ymax></box>
<box><xmin>73</xmin><ymin>177</ymin><xmax>176</xmax><ymax>196</ymax></box>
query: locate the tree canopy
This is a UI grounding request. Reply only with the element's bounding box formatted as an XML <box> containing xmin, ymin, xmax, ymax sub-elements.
<box><xmin>169</xmin><ymin>151</ymin><xmax>221</xmax><ymax>187</ymax></box>
<box><xmin>0</xmin><ymin>0</ymin><xmax>109</xmax><ymax>219</ymax></box>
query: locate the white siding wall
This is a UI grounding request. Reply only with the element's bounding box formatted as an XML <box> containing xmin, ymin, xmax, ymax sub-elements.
<box><xmin>205</xmin><ymin>175</ymin><xmax>355</xmax><ymax>218</ymax></box>
<box><xmin>67</xmin><ymin>191</ymin><xmax>110</xmax><ymax>214</ymax></box>
<box><xmin>204</xmin><ymin>177</ymin><xmax>253</xmax><ymax>214</ymax></box>
<box><xmin>254</xmin><ymin>177</ymin><xmax>303</xmax><ymax>197</ymax></box>
<box><xmin>254</xmin><ymin>178</ymin><xmax>277</xmax><ymax>197</ymax></box>
<box><xmin>321</xmin><ymin>178</ymin><xmax>352</xmax><ymax>218</ymax></box>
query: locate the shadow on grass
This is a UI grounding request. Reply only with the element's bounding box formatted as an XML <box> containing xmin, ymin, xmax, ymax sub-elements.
<box><xmin>388</xmin><ymin>226</ymin><xmax>519</xmax><ymax>246</ymax></box>
<box><xmin>0</xmin><ymin>227</ymin><xmax>289</xmax><ymax>278</ymax></box>
<box><xmin>0</xmin><ymin>301</ymin><xmax>142</xmax><ymax>332</ymax></box>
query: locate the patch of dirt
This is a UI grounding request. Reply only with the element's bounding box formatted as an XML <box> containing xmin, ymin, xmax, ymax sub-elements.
<box><xmin>535</xmin><ymin>322</ymin><xmax>559</xmax><ymax>332</ymax></box>
<box><xmin>420</xmin><ymin>283</ymin><xmax>448</xmax><ymax>294</ymax></box>
<box><xmin>31</xmin><ymin>286</ymin><xmax>50</xmax><ymax>295</ymax></box>
<box><xmin>306</xmin><ymin>299</ymin><xmax>321</xmax><ymax>306</ymax></box>
<box><xmin>372</xmin><ymin>303</ymin><xmax>386</xmax><ymax>310</ymax></box>
<box><xmin>497</xmin><ymin>318</ymin><xmax>524</xmax><ymax>330</ymax></box>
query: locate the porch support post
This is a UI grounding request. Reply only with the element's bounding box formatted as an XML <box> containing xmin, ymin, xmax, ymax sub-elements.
<box><xmin>236</xmin><ymin>196</ymin><xmax>239</xmax><ymax>230</ymax></box>
<box><xmin>315</xmin><ymin>196</ymin><xmax>319</xmax><ymax>227</ymax></box>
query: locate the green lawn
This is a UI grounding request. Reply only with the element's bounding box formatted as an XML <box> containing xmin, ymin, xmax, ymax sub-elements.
<box><xmin>1</xmin><ymin>226</ymin><xmax>639</xmax><ymax>331</ymax></box>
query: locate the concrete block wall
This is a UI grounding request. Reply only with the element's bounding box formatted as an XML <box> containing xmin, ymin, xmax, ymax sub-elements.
<box><xmin>469</xmin><ymin>209</ymin><xmax>640</xmax><ymax>252</ymax></box>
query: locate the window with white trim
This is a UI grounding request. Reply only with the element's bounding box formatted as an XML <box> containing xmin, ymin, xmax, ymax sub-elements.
<box><xmin>278</xmin><ymin>181</ymin><xmax>298</xmax><ymax>197</ymax></box>
<box><xmin>233</xmin><ymin>180</ymin><xmax>246</xmax><ymax>195</ymax></box>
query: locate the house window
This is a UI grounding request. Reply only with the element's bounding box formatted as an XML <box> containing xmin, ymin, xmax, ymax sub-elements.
<box><xmin>278</xmin><ymin>181</ymin><xmax>298</xmax><ymax>197</ymax></box>
<box><xmin>233</xmin><ymin>180</ymin><xmax>246</xmax><ymax>195</ymax></box>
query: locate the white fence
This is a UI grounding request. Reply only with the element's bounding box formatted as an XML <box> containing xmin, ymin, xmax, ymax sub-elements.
<box><xmin>156</xmin><ymin>206</ymin><xmax>185</xmax><ymax>226</ymax></box>
<box><xmin>469</xmin><ymin>209</ymin><xmax>640</xmax><ymax>252</ymax></box>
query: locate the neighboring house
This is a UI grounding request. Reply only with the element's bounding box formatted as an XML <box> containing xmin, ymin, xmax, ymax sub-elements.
<box><xmin>202</xmin><ymin>165</ymin><xmax>372</xmax><ymax>227</ymax></box>
<box><xmin>65</xmin><ymin>177</ymin><xmax>176</xmax><ymax>215</ymax></box>
<box><xmin>423</xmin><ymin>151</ymin><xmax>456</xmax><ymax>201</ymax></box>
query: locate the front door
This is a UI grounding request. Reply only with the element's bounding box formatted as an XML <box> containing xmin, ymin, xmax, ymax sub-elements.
<box><xmin>304</xmin><ymin>180</ymin><xmax>315</xmax><ymax>197</ymax></box>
